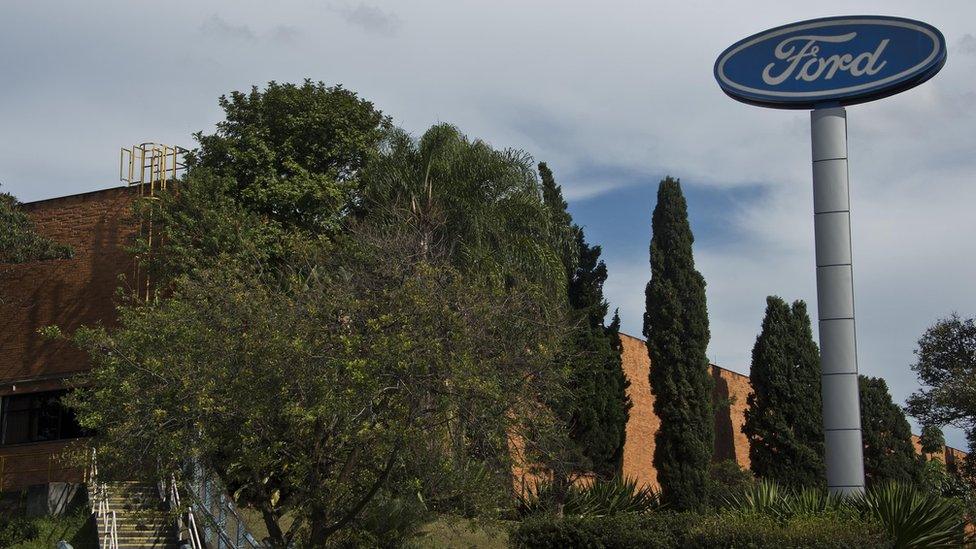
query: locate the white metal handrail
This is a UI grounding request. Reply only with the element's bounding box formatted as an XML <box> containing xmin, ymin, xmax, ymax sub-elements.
<box><xmin>167</xmin><ymin>474</ymin><xmax>204</xmax><ymax>549</ymax></box>
<box><xmin>88</xmin><ymin>450</ymin><xmax>118</xmax><ymax>549</ymax></box>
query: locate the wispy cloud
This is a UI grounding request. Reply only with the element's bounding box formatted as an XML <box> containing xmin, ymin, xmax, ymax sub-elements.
<box><xmin>200</xmin><ymin>15</ymin><xmax>301</xmax><ymax>44</ymax></box>
<box><xmin>201</xmin><ymin>14</ymin><xmax>257</xmax><ymax>42</ymax></box>
<box><xmin>269</xmin><ymin>25</ymin><xmax>301</xmax><ymax>44</ymax></box>
<box><xmin>957</xmin><ymin>33</ymin><xmax>976</xmax><ymax>54</ymax></box>
<box><xmin>329</xmin><ymin>3</ymin><xmax>400</xmax><ymax>36</ymax></box>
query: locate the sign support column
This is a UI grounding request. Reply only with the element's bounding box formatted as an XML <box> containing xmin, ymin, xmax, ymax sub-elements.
<box><xmin>811</xmin><ymin>107</ymin><xmax>865</xmax><ymax>496</ymax></box>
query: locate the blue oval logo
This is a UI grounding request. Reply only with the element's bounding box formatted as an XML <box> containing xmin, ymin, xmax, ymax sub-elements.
<box><xmin>714</xmin><ymin>16</ymin><xmax>946</xmax><ymax>109</ymax></box>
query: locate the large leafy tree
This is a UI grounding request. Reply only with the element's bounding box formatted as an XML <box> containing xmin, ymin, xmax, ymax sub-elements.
<box><xmin>141</xmin><ymin>81</ymin><xmax>390</xmax><ymax>286</ymax></box>
<box><xmin>66</xmin><ymin>228</ymin><xmax>561</xmax><ymax>547</ymax></box>
<box><xmin>643</xmin><ymin>176</ymin><xmax>712</xmax><ymax>510</ymax></box>
<box><xmin>907</xmin><ymin>314</ymin><xmax>976</xmax><ymax>470</ymax></box>
<box><xmin>538</xmin><ymin>162</ymin><xmax>631</xmax><ymax>479</ymax></box>
<box><xmin>191</xmin><ymin>79</ymin><xmax>390</xmax><ymax>235</ymax></box>
<box><xmin>860</xmin><ymin>375</ymin><xmax>924</xmax><ymax>486</ymax></box>
<box><xmin>744</xmin><ymin>297</ymin><xmax>825</xmax><ymax>488</ymax></box>
<box><xmin>68</xmin><ymin>110</ymin><xmax>572</xmax><ymax>545</ymax></box>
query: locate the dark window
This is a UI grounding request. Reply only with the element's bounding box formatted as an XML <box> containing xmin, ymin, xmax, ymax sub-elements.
<box><xmin>0</xmin><ymin>390</ymin><xmax>84</xmax><ymax>445</ymax></box>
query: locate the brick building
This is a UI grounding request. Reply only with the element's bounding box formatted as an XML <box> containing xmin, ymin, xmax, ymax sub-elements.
<box><xmin>0</xmin><ymin>186</ymin><xmax>141</xmax><ymax>489</ymax></box>
<box><xmin>0</xmin><ymin>184</ymin><xmax>966</xmax><ymax>492</ymax></box>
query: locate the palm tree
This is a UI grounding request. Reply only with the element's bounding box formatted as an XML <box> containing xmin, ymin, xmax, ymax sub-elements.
<box><xmin>359</xmin><ymin>124</ymin><xmax>567</xmax><ymax>293</ymax></box>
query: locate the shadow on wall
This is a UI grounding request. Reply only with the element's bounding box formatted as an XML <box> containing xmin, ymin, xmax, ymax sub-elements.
<box><xmin>0</xmin><ymin>188</ymin><xmax>140</xmax><ymax>384</ymax></box>
<box><xmin>712</xmin><ymin>368</ymin><xmax>737</xmax><ymax>463</ymax></box>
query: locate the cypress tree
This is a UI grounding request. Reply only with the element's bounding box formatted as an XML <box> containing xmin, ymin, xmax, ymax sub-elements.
<box><xmin>859</xmin><ymin>375</ymin><xmax>924</xmax><ymax>486</ymax></box>
<box><xmin>743</xmin><ymin>297</ymin><xmax>825</xmax><ymax>488</ymax></box>
<box><xmin>539</xmin><ymin>162</ymin><xmax>631</xmax><ymax>477</ymax></box>
<box><xmin>643</xmin><ymin>176</ymin><xmax>712</xmax><ymax>510</ymax></box>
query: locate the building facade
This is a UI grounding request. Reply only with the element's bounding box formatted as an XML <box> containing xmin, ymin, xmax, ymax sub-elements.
<box><xmin>0</xmin><ymin>185</ymin><xmax>965</xmax><ymax>492</ymax></box>
<box><xmin>0</xmin><ymin>186</ymin><xmax>140</xmax><ymax>489</ymax></box>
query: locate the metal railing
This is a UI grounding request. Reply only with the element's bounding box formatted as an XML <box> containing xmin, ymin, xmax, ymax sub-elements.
<box><xmin>87</xmin><ymin>451</ymin><xmax>119</xmax><ymax>549</ymax></box>
<box><xmin>163</xmin><ymin>474</ymin><xmax>204</xmax><ymax>549</ymax></box>
<box><xmin>188</xmin><ymin>462</ymin><xmax>264</xmax><ymax>549</ymax></box>
<box><xmin>163</xmin><ymin>465</ymin><xmax>264</xmax><ymax>549</ymax></box>
<box><xmin>120</xmin><ymin>142</ymin><xmax>187</xmax><ymax>191</ymax></box>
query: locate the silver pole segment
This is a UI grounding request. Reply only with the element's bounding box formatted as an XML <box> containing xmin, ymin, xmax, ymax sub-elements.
<box><xmin>811</xmin><ymin>107</ymin><xmax>866</xmax><ymax>496</ymax></box>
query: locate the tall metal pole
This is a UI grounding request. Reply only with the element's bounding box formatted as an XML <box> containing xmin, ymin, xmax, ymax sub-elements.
<box><xmin>811</xmin><ymin>107</ymin><xmax>866</xmax><ymax>496</ymax></box>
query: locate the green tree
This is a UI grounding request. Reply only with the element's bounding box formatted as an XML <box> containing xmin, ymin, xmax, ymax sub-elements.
<box><xmin>744</xmin><ymin>297</ymin><xmax>825</xmax><ymax>488</ymax></box>
<box><xmin>360</xmin><ymin>125</ymin><xmax>563</xmax><ymax>291</ymax></box>
<box><xmin>860</xmin><ymin>375</ymin><xmax>923</xmax><ymax>486</ymax></box>
<box><xmin>643</xmin><ymin>176</ymin><xmax>712</xmax><ymax>510</ymax></box>
<box><xmin>191</xmin><ymin>80</ymin><xmax>390</xmax><ymax>235</ymax></box>
<box><xmin>141</xmin><ymin>81</ymin><xmax>390</xmax><ymax>287</ymax></box>
<box><xmin>538</xmin><ymin>162</ymin><xmax>631</xmax><ymax>478</ymax></box>
<box><xmin>67</xmin><ymin>114</ymin><xmax>573</xmax><ymax>545</ymax></box>
<box><xmin>907</xmin><ymin>314</ymin><xmax>976</xmax><ymax>472</ymax></box>
<box><xmin>0</xmin><ymin>187</ymin><xmax>72</xmax><ymax>264</ymax></box>
<box><xmin>66</xmin><ymin>230</ymin><xmax>561</xmax><ymax>547</ymax></box>
<box><xmin>920</xmin><ymin>425</ymin><xmax>946</xmax><ymax>455</ymax></box>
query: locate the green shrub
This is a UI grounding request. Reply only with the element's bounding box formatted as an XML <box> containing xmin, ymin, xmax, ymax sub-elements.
<box><xmin>706</xmin><ymin>459</ymin><xmax>755</xmax><ymax>509</ymax></box>
<box><xmin>684</xmin><ymin>512</ymin><xmax>891</xmax><ymax>548</ymax></box>
<box><xmin>511</xmin><ymin>511</ymin><xmax>888</xmax><ymax>549</ymax></box>
<box><xmin>516</xmin><ymin>476</ymin><xmax>662</xmax><ymax>518</ymax></box>
<box><xmin>509</xmin><ymin>513</ymin><xmax>689</xmax><ymax>549</ymax></box>
<box><xmin>853</xmin><ymin>481</ymin><xmax>966</xmax><ymax>548</ymax></box>
<box><xmin>0</xmin><ymin>517</ymin><xmax>39</xmax><ymax>547</ymax></box>
<box><xmin>348</xmin><ymin>492</ymin><xmax>430</xmax><ymax>548</ymax></box>
<box><xmin>0</xmin><ymin>508</ymin><xmax>97</xmax><ymax>549</ymax></box>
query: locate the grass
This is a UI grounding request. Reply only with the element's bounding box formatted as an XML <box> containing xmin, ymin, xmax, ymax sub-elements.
<box><xmin>410</xmin><ymin>517</ymin><xmax>509</xmax><ymax>549</ymax></box>
<box><xmin>237</xmin><ymin>507</ymin><xmax>508</xmax><ymax>548</ymax></box>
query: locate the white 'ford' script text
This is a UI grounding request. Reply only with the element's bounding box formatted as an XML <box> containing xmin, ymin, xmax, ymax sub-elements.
<box><xmin>761</xmin><ymin>33</ymin><xmax>889</xmax><ymax>85</ymax></box>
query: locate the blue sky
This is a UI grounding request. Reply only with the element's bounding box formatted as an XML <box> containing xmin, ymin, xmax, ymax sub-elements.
<box><xmin>2</xmin><ymin>0</ymin><xmax>975</xmax><ymax>448</ymax></box>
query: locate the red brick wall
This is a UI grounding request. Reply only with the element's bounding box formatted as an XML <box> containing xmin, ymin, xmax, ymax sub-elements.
<box><xmin>619</xmin><ymin>332</ymin><xmax>967</xmax><ymax>488</ymax></box>
<box><xmin>620</xmin><ymin>333</ymin><xmax>753</xmax><ymax>489</ymax></box>
<box><xmin>0</xmin><ymin>186</ymin><xmax>141</xmax><ymax>395</ymax></box>
<box><xmin>0</xmin><ymin>440</ymin><xmax>84</xmax><ymax>490</ymax></box>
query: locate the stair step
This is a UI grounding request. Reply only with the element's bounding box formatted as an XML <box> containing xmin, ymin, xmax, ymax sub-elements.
<box><xmin>91</xmin><ymin>480</ymin><xmax>181</xmax><ymax>548</ymax></box>
<box><xmin>100</xmin><ymin>524</ymin><xmax>171</xmax><ymax>532</ymax></box>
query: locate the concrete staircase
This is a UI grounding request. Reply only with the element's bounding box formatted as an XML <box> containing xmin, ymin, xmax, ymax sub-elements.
<box><xmin>94</xmin><ymin>482</ymin><xmax>179</xmax><ymax>549</ymax></box>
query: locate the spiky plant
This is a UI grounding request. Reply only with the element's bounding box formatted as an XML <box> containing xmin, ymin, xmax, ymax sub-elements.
<box><xmin>516</xmin><ymin>476</ymin><xmax>662</xmax><ymax>518</ymax></box>
<box><xmin>853</xmin><ymin>482</ymin><xmax>966</xmax><ymax>548</ymax></box>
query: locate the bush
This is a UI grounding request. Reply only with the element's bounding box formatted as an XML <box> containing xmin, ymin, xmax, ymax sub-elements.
<box><xmin>345</xmin><ymin>492</ymin><xmax>431</xmax><ymax>548</ymax></box>
<box><xmin>706</xmin><ymin>459</ymin><xmax>754</xmax><ymax>509</ymax></box>
<box><xmin>0</xmin><ymin>517</ymin><xmax>39</xmax><ymax>547</ymax></box>
<box><xmin>724</xmin><ymin>479</ymin><xmax>845</xmax><ymax>519</ymax></box>
<box><xmin>510</xmin><ymin>511</ymin><xmax>888</xmax><ymax>549</ymax></box>
<box><xmin>509</xmin><ymin>513</ymin><xmax>691</xmax><ymax>549</ymax></box>
<box><xmin>0</xmin><ymin>508</ymin><xmax>96</xmax><ymax>549</ymax></box>
<box><xmin>684</xmin><ymin>512</ymin><xmax>891</xmax><ymax>548</ymax></box>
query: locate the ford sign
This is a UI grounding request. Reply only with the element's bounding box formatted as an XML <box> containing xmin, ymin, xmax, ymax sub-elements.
<box><xmin>714</xmin><ymin>16</ymin><xmax>946</xmax><ymax>109</ymax></box>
